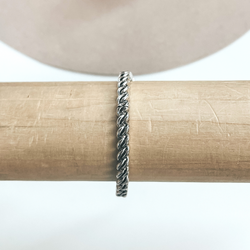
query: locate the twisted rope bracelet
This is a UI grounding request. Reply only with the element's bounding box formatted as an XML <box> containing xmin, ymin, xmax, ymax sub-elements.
<box><xmin>116</xmin><ymin>71</ymin><xmax>133</xmax><ymax>197</ymax></box>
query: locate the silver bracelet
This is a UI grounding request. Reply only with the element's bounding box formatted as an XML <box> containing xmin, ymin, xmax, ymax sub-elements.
<box><xmin>116</xmin><ymin>71</ymin><xmax>133</xmax><ymax>197</ymax></box>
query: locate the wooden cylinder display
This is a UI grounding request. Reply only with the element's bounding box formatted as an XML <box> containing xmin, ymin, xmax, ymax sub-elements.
<box><xmin>1</xmin><ymin>81</ymin><xmax>250</xmax><ymax>182</ymax></box>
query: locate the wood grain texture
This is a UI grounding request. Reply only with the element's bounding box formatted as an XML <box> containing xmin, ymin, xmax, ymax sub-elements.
<box><xmin>1</xmin><ymin>81</ymin><xmax>250</xmax><ymax>182</ymax></box>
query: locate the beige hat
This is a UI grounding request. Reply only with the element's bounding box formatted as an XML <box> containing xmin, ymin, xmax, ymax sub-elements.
<box><xmin>0</xmin><ymin>0</ymin><xmax>249</xmax><ymax>75</ymax></box>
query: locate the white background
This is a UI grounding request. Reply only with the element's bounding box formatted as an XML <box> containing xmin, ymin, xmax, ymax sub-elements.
<box><xmin>0</xmin><ymin>31</ymin><xmax>250</xmax><ymax>249</ymax></box>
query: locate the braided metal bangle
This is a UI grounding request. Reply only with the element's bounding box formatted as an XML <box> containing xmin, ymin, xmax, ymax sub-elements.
<box><xmin>116</xmin><ymin>71</ymin><xmax>133</xmax><ymax>197</ymax></box>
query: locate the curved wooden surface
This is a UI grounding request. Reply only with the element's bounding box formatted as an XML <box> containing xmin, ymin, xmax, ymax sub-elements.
<box><xmin>1</xmin><ymin>81</ymin><xmax>250</xmax><ymax>182</ymax></box>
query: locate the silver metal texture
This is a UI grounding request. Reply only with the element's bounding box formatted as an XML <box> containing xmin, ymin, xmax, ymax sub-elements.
<box><xmin>116</xmin><ymin>71</ymin><xmax>133</xmax><ymax>197</ymax></box>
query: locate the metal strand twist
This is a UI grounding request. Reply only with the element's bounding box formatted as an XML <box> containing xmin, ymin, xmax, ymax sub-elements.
<box><xmin>116</xmin><ymin>71</ymin><xmax>133</xmax><ymax>197</ymax></box>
